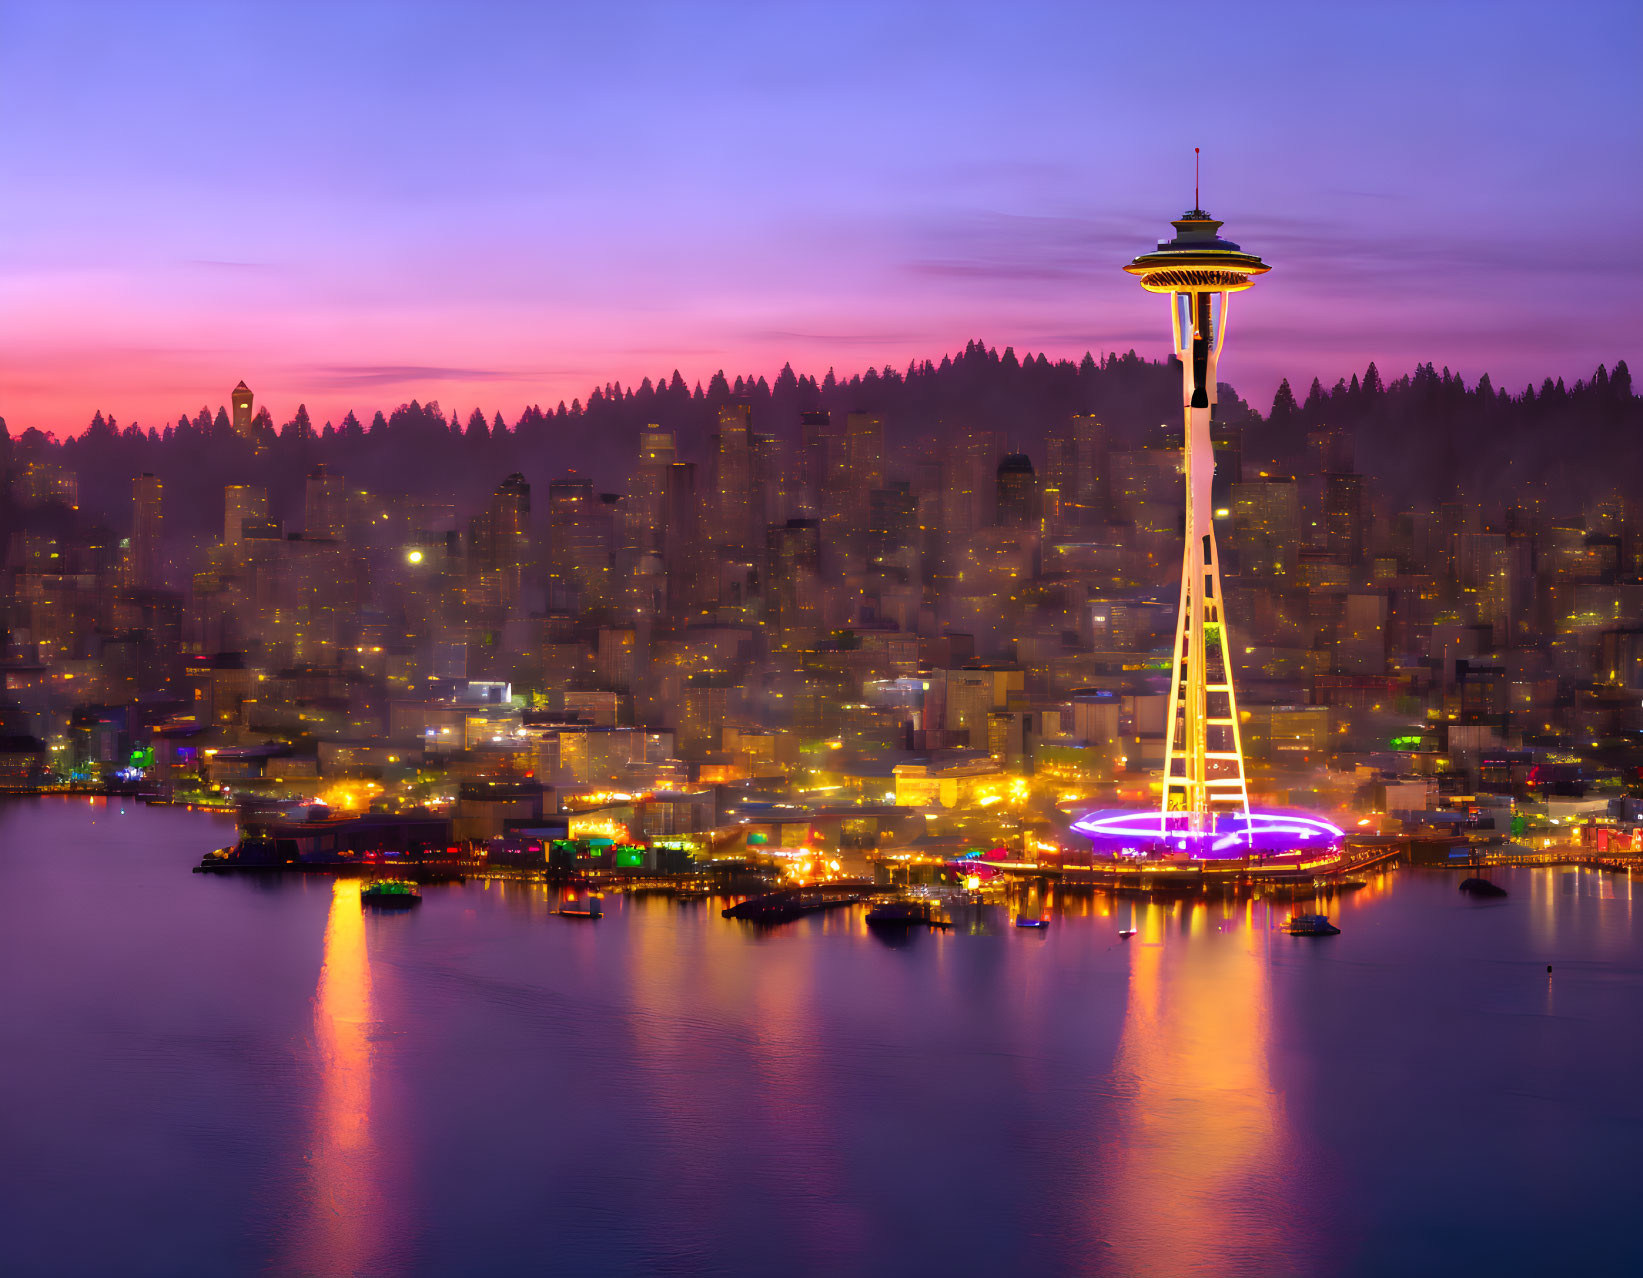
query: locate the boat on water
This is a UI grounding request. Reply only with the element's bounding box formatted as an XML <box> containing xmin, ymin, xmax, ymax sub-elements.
<box><xmin>1118</xmin><ymin>928</ymin><xmax>1137</xmax><ymax>938</ymax></box>
<box><xmin>557</xmin><ymin>895</ymin><xmax>603</xmax><ymax>919</ymax></box>
<box><xmin>722</xmin><ymin>887</ymin><xmax>864</xmax><ymax>923</ymax></box>
<box><xmin>865</xmin><ymin>898</ymin><xmax>951</xmax><ymax>929</ymax></box>
<box><xmin>1284</xmin><ymin>913</ymin><xmax>1340</xmax><ymax>936</ymax></box>
<box><xmin>1015</xmin><ymin>916</ymin><xmax>1049</xmax><ymax>930</ymax></box>
<box><xmin>360</xmin><ymin>879</ymin><xmax>421</xmax><ymax>908</ymax></box>
<box><xmin>1459</xmin><ymin>877</ymin><xmax>1509</xmax><ymax>898</ymax></box>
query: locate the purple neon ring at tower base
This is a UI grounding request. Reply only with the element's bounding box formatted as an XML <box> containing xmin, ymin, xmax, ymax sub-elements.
<box><xmin>1070</xmin><ymin>809</ymin><xmax>1345</xmax><ymax>857</ymax></box>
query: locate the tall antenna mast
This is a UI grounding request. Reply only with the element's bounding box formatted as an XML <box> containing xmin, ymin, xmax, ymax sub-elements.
<box><xmin>1195</xmin><ymin>147</ymin><xmax>1200</xmax><ymax>210</ymax></box>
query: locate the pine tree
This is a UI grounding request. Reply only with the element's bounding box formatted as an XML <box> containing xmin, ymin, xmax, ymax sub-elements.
<box><xmin>1270</xmin><ymin>378</ymin><xmax>1298</xmax><ymax>419</ymax></box>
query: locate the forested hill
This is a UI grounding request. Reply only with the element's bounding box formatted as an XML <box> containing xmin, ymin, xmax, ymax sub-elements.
<box><xmin>1264</xmin><ymin>359</ymin><xmax>1639</xmax><ymax>509</ymax></box>
<box><xmin>0</xmin><ymin>341</ymin><xmax>1634</xmax><ymax>541</ymax></box>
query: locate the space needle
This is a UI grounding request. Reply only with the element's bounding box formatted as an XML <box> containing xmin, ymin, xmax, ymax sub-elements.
<box><xmin>1122</xmin><ymin>158</ymin><xmax>1268</xmax><ymax>841</ymax></box>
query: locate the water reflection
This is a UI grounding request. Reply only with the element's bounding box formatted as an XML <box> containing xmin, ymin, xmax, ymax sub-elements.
<box><xmin>284</xmin><ymin>879</ymin><xmax>403</xmax><ymax>1276</ymax></box>
<box><xmin>16</xmin><ymin>799</ymin><xmax>1643</xmax><ymax>1275</ymax></box>
<box><xmin>1100</xmin><ymin>899</ymin><xmax>1302</xmax><ymax>1276</ymax></box>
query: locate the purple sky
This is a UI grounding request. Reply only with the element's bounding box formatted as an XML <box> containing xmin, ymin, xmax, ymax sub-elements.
<box><xmin>1</xmin><ymin>0</ymin><xmax>1638</xmax><ymax>434</ymax></box>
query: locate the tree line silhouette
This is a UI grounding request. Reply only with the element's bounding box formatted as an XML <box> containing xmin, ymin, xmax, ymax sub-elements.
<box><xmin>0</xmin><ymin>342</ymin><xmax>1634</xmax><ymax>546</ymax></box>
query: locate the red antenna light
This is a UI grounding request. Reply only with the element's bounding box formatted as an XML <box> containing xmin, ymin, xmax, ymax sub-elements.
<box><xmin>1195</xmin><ymin>147</ymin><xmax>1200</xmax><ymax>210</ymax></box>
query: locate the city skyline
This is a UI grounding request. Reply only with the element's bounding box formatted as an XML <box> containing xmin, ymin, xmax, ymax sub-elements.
<box><xmin>3</xmin><ymin>0</ymin><xmax>1640</xmax><ymax>434</ymax></box>
<box><xmin>9</xmin><ymin>7</ymin><xmax>1643</xmax><ymax>1276</ymax></box>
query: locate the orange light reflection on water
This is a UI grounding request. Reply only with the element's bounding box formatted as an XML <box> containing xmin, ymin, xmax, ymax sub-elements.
<box><xmin>285</xmin><ymin>879</ymin><xmax>401</xmax><ymax>1275</ymax></box>
<box><xmin>1099</xmin><ymin>897</ymin><xmax>1301</xmax><ymax>1275</ymax></box>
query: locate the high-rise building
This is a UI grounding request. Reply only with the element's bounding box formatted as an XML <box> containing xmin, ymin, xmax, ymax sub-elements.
<box><xmin>1045</xmin><ymin>414</ymin><xmax>1107</xmax><ymax>529</ymax></box>
<box><xmin>749</xmin><ymin>429</ymin><xmax>778</xmax><ymax>542</ymax></box>
<box><xmin>867</xmin><ymin>483</ymin><xmax>919</xmax><ymax>567</ymax></box>
<box><xmin>939</xmin><ymin>430</ymin><xmax>1002</xmax><ymax>542</ymax></box>
<box><xmin>129</xmin><ymin>473</ymin><xmax>163</xmax><ymax>588</ymax></box>
<box><xmin>664</xmin><ymin>461</ymin><xmax>701</xmax><ymax>614</ymax></box>
<box><xmin>1231</xmin><ymin>475</ymin><xmax>1300</xmax><ymax>577</ymax></box>
<box><xmin>231</xmin><ymin>381</ymin><xmax>255</xmax><ymax>438</ymax></box>
<box><xmin>995</xmin><ymin>454</ymin><xmax>1038</xmax><ymax>529</ymax></box>
<box><xmin>840</xmin><ymin>410</ymin><xmax>886</xmax><ymax>558</ymax></box>
<box><xmin>223</xmin><ymin>485</ymin><xmax>268</xmax><ymax>546</ymax></box>
<box><xmin>1324</xmin><ymin>472</ymin><xmax>1368</xmax><ymax>565</ymax></box>
<box><xmin>766</xmin><ymin>519</ymin><xmax>822</xmax><ymax>651</ymax></box>
<box><xmin>547</xmin><ymin>472</ymin><xmax>615</xmax><ymax>611</ymax></box>
<box><xmin>714</xmin><ymin>402</ymin><xmax>753</xmax><ymax>553</ymax></box>
<box><xmin>845</xmin><ymin>411</ymin><xmax>884</xmax><ymax>492</ymax></box>
<box><xmin>630</xmin><ymin>426</ymin><xmax>675</xmax><ymax>555</ymax></box>
<box><xmin>797</xmin><ymin>411</ymin><xmax>837</xmax><ymax>519</ymax></box>
<box><xmin>1124</xmin><ymin>200</ymin><xmax>1269</xmax><ymax>836</ymax></box>
<box><xmin>469</xmin><ymin>473</ymin><xmax>532</xmax><ymax>606</ymax></box>
<box><xmin>801</xmin><ymin>409</ymin><xmax>857</xmax><ymax>569</ymax></box>
<box><xmin>304</xmin><ymin>464</ymin><xmax>346</xmax><ymax>541</ymax></box>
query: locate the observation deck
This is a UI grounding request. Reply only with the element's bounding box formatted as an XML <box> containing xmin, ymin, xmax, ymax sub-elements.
<box><xmin>1123</xmin><ymin>209</ymin><xmax>1270</xmax><ymax>293</ymax></box>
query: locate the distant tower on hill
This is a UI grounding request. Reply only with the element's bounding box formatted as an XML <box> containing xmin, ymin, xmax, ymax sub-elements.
<box><xmin>231</xmin><ymin>381</ymin><xmax>254</xmax><ymax>438</ymax></box>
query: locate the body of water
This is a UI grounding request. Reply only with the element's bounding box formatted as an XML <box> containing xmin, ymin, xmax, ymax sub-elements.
<box><xmin>2</xmin><ymin>798</ymin><xmax>1640</xmax><ymax>1276</ymax></box>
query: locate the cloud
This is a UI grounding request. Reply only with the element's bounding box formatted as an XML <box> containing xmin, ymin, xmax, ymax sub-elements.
<box><xmin>746</xmin><ymin>329</ymin><xmax>907</xmax><ymax>346</ymax></box>
<box><xmin>182</xmin><ymin>259</ymin><xmax>278</xmax><ymax>273</ymax></box>
<box><xmin>899</xmin><ymin>204</ymin><xmax>1643</xmax><ymax>300</ymax></box>
<box><xmin>899</xmin><ymin>209</ymin><xmax>1149</xmax><ymax>288</ymax></box>
<box><xmin>1019</xmin><ymin>327</ymin><xmax>1158</xmax><ymax>350</ymax></box>
<box><xmin>304</xmin><ymin>364</ymin><xmax>521</xmax><ymax>388</ymax></box>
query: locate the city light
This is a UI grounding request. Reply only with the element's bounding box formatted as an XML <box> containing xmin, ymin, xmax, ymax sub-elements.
<box><xmin>1</xmin><ymin>13</ymin><xmax>1631</xmax><ymax>1274</ymax></box>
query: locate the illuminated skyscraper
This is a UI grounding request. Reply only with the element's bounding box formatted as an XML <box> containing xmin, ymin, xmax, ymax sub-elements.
<box><xmin>1124</xmin><ymin>192</ymin><xmax>1269</xmax><ymax>835</ymax></box>
<box><xmin>469</xmin><ymin>473</ymin><xmax>532</xmax><ymax>607</ymax></box>
<box><xmin>223</xmin><ymin>484</ymin><xmax>268</xmax><ymax>546</ymax></box>
<box><xmin>995</xmin><ymin>454</ymin><xmax>1038</xmax><ymax>529</ymax></box>
<box><xmin>1062</xmin><ymin>414</ymin><xmax>1108</xmax><ymax>526</ymax></box>
<box><xmin>1324</xmin><ymin>471</ymin><xmax>1368</xmax><ymax>565</ymax></box>
<box><xmin>231</xmin><ymin>381</ymin><xmax>255</xmax><ymax>438</ymax></box>
<box><xmin>631</xmin><ymin>426</ymin><xmax>675</xmax><ymax>555</ymax></box>
<box><xmin>714</xmin><ymin>402</ymin><xmax>753</xmax><ymax>553</ymax></box>
<box><xmin>765</xmin><ymin>518</ymin><xmax>822</xmax><ymax>651</ymax></box>
<box><xmin>663</xmin><ymin>461</ymin><xmax>701</xmax><ymax>614</ymax></box>
<box><xmin>845</xmin><ymin>411</ymin><xmax>884</xmax><ymax>490</ymax></box>
<box><xmin>129</xmin><ymin>472</ymin><xmax>163</xmax><ymax>588</ymax></box>
<box><xmin>304</xmin><ymin>464</ymin><xmax>346</xmax><ymax>541</ymax></box>
<box><xmin>547</xmin><ymin>472</ymin><xmax>614</xmax><ymax>611</ymax></box>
